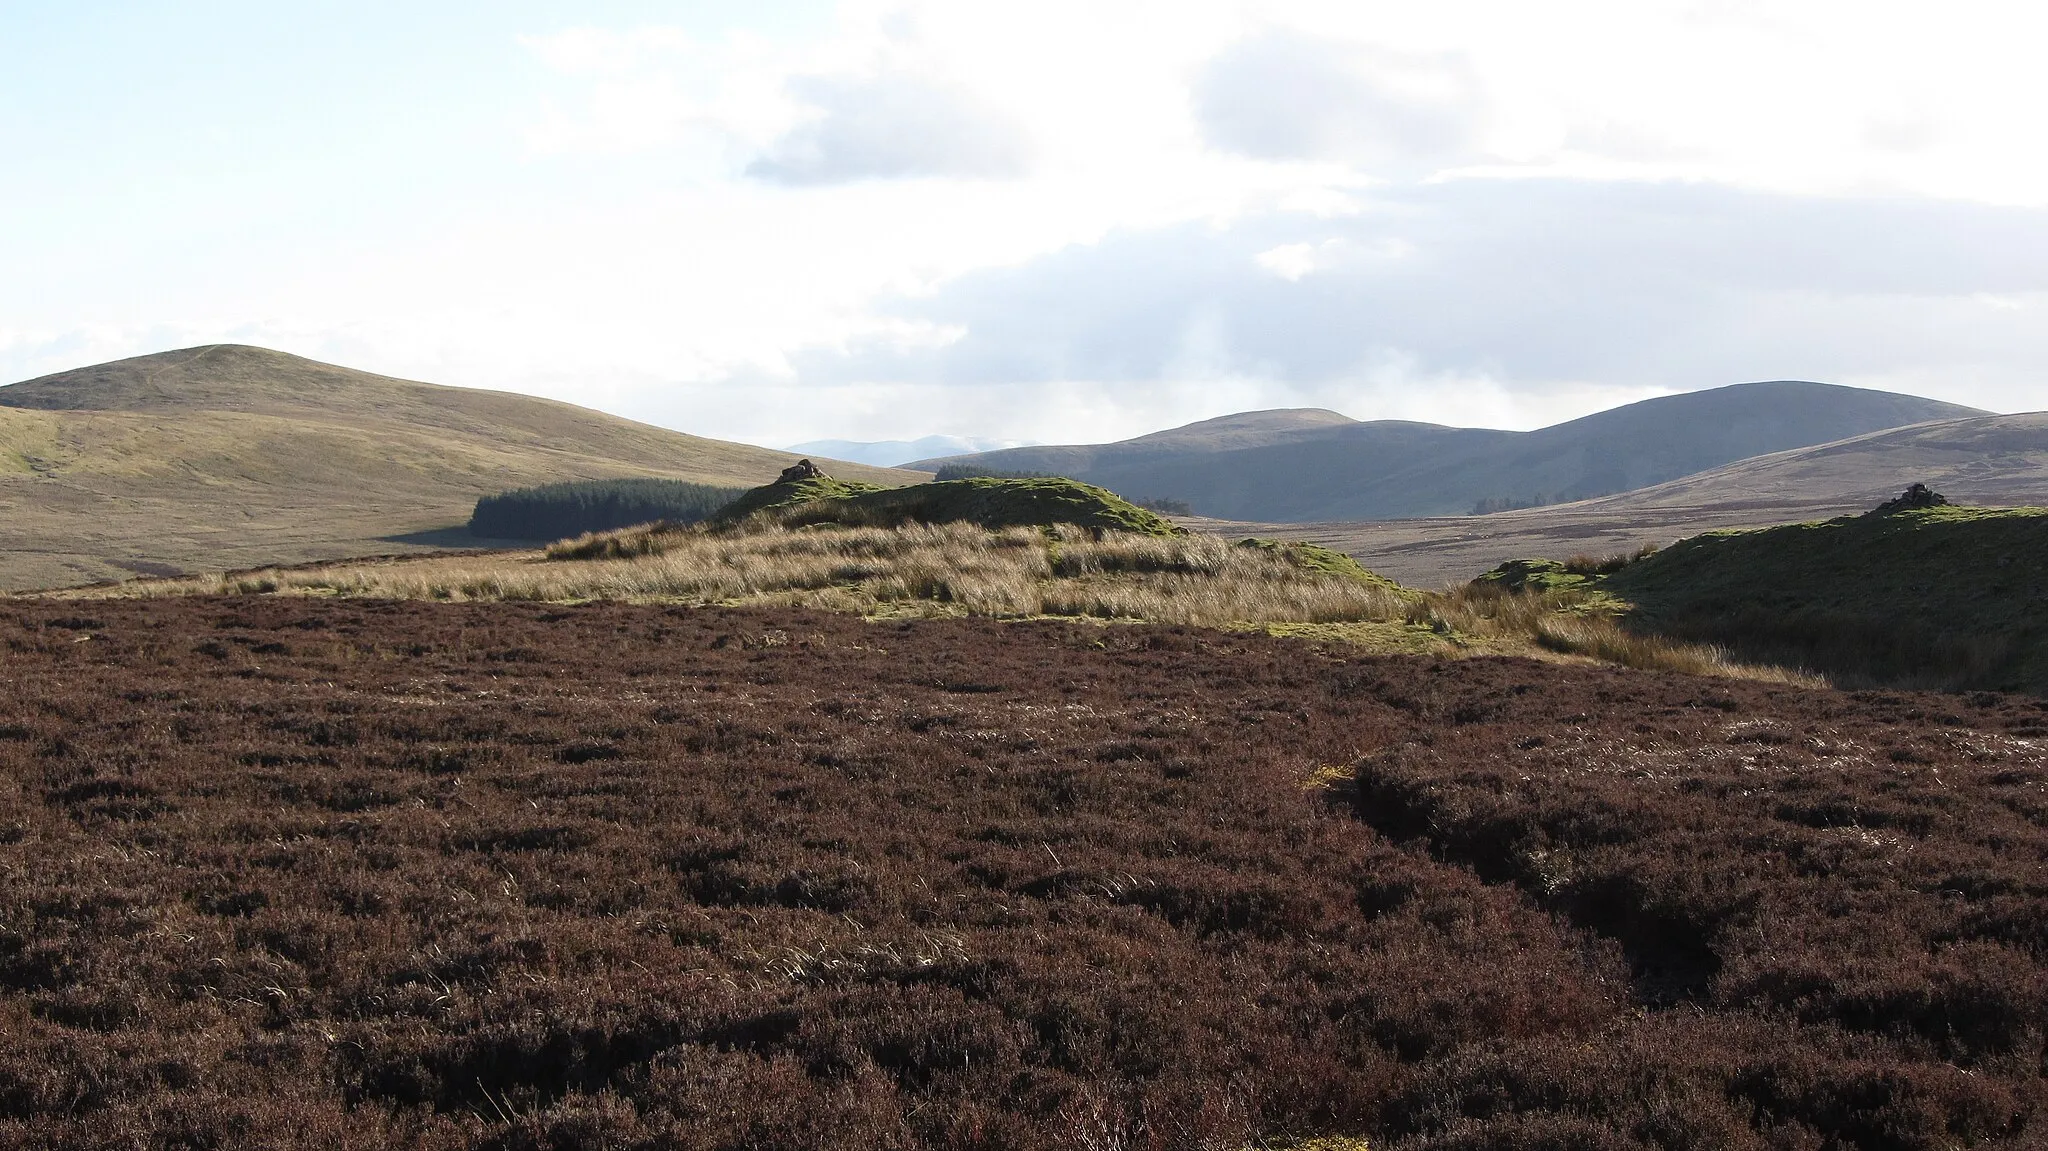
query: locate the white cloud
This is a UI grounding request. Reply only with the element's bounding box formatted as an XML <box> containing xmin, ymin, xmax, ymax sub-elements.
<box><xmin>747</xmin><ymin>71</ymin><xmax>1031</xmax><ymax>183</ymax></box>
<box><xmin>1255</xmin><ymin>243</ymin><xmax>1322</xmax><ymax>281</ymax></box>
<box><xmin>16</xmin><ymin>0</ymin><xmax>2048</xmax><ymax>453</ymax></box>
<box><xmin>1193</xmin><ymin>29</ymin><xmax>1484</xmax><ymax>172</ymax></box>
<box><xmin>784</xmin><ymin>180</ymin><xmax>2048</xmax><ymax>433</ymax></box>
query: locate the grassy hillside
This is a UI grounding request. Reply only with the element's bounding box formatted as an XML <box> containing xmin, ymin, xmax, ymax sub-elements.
<box><xmin>0</xmin><ymin>345</ymin><xmax>923</xmax><ymax>590</ymax></box>
<box><xmin>922</xmin><ymin>382</ymin><xmax>1987</xmax><ymax>522</ymax></box>
<box><xmin>1573</xmin><ymin>411</ymin><xmax>2048</xmax><ymax>513</ymax></box>
<box><xmin>1603</xmin><ymin>504</ymin><xmax>2048</xmax><ymax>692</ymax></box>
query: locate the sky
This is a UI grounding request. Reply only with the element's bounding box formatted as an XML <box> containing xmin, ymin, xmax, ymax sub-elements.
<box><xmin>4</xmin><ymin>0</ymin><xmax>2046</xmax><ymax>448</ymax></box>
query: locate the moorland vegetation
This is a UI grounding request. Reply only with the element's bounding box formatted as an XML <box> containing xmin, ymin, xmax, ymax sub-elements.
<box><xmin>1475</xmin><ymin>503</ymin><xmax>2048</xmax><ymax>695</ymax></box>
<box><xmin>79</xmin><ymin>472</ymin><xmax>1809</xmax><ymax>682</ymax></box>
<box><xmin>0</xmin><ymin>598</ymin><xmax>2042</xmax><ymax>1148</ymax></box>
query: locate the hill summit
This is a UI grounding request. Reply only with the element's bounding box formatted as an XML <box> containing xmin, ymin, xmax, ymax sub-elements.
<box><xmin>0</xmin><ymin>345</ymin><xmax>922</xmax><ymax>589</ymax></box>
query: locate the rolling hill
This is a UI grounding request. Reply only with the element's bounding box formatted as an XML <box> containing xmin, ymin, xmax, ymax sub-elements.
<box><xmin>0</xmin><ymin>344</ymin><xmax>923</xmax><ymax>590</ymax></box>
<box><xmin>916</xmin><ymin>381</ymin><xmax>1986</xmax><ymax>521</ymax></box>
<box><xmin>1198</xmin><ymin>411</ymin><xmax>2048</xmax><ymax>587</ymax></box>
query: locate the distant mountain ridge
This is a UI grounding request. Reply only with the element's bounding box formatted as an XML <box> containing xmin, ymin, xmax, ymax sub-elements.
<box><xmin>785</xmin><ymin>434</ymin><xmax>1027</xmax><ymax>468</ymax></box>
<box><xmin>913</xmin><ymin>382</ymin><xmax>1988</xmax><ymax>521</ymax></box>
<box><xmin>0</xmin><ymin>344</ymin><xmax>922</xmax><ymax>589</ymax></box>
<box><xmin>1194</xmin><ymin>411</ymin><xmax>2048</xmax><ymax>589</ymax></box>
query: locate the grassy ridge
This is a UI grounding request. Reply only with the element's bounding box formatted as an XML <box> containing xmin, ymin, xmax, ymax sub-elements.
<box><xmin>1605</xmin><ymin>505</ymin><xmax>2048</xmax><ymax>692</ymax></box>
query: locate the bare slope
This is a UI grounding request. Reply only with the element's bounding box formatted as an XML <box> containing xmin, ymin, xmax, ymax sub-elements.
<box><xmin>1200</xmin><ymin>411</ymin><xmax>2048</xmax><ymax>587</ymax></box>
<box><xmin>923</xmin><ymin>382</ymin><xmax>1985</xmax><ymax>521</ymax></box>
<box><xmin>0</xmin><ymin>345</ymin><xmax>921</xmax><ymax>590</ymax></box>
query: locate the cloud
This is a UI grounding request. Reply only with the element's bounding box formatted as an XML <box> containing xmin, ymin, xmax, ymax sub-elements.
<box><xmin>746</xmin><ymin>71</ymin><xmax>1032</xmax><ymax>184</ymax></box>
<box><xmin>1192</xmin><ymin>29</ymin><xmax>1483</xmax><ymax>171</ymax></box>
<box><xmin>793</xmin><ymin>179</ymin><xmax>2048</xmax><ymax>422</ymax></box>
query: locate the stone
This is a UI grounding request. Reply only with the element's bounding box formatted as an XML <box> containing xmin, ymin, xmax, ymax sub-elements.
<box><xmin>1870</xmin><ymin>482</ymin><xmax>1950</xmax><ymax>515</ymax></box>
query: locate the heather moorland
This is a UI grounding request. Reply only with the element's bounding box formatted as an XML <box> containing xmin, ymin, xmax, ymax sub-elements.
<box><xmin>1</xmin><ymin>597</ymin><xmax>2043</xmax><ymax>1149</ymax></box>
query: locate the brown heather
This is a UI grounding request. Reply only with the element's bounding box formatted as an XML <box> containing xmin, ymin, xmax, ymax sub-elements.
<box><xmin>0</xmin><ymin>597</ymin><xmax>2044</xmax><ymax>1148</ymax></box>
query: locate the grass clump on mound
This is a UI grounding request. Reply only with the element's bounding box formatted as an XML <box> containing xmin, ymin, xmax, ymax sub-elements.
<box><xmin>1473</xmin><ymin>546</ymin><xmax>1661</xmax><ymax>594</ymax></box>
<box><xmin>710</xmin><ymin>474</ymin><xmax>889</xmax><ymax>522</ymax></box>
<box><xmin>153</xmin><ymin>522</ymin><xmax>1414</xmax><ymax>631</ymax></box>
<box><xmin>1604</xmin><ymin>503</ymin><xmax>2048</xmax><ymax>693</ymax></box>
<box><xmin>1236</xmin><ymin>537</ymin><xmax>1401</xmax><ymax>588</ymax></box>
<box><xmin>551</xmin><ymin>474</ymin><xmax>1179</xmax><ymax>562</ymax></box>
<box><xmin>735</xmin><ymin>475</ymin><xmax>1181</xmax><ymax>536</ymax></box>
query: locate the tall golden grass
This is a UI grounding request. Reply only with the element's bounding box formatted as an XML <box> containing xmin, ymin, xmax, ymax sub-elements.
<box><xmin>1416</xmin><ymin>581</ymin><xmax>1825</xmax><ymax>686</ymax></box>
<box><xmin>126</xmin><ymin>522</ymin><xmax>1412</xmax><ymax>629</ymax></box>
<box><xmin>92</xmin><ymin>522</ymin><xmax>1820</xmax><ymax>685</ymax></box>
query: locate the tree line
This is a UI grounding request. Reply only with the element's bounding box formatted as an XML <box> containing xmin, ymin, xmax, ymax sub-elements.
<box><xmin>470</xmin><ymin>478</ymin><xmax>749</xmax><ymax>540</ymax></box>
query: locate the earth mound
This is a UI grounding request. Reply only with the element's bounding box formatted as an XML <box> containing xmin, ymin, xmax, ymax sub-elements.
<box><xmin>719</xmin><ymin>472</ymin><xmax>1180</xmax><ymax>535</ymax></box>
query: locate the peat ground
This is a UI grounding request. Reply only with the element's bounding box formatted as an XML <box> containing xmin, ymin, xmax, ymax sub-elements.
<box><xmin>0</xmin><ymin>598</ymin><xmax>2044</xmax><ymax>1149</ymax></box>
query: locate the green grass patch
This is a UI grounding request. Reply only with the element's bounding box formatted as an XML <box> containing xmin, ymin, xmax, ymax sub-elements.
<box><xmin>1253</xmin><ymin>619</ymin><xmax>1449</xmax><ymax>654</ymax></box>
<box><xmin>1236</xmin><ymin>537</ymin><xmax>1402</xmax><ymax>588</ymax></box>
<box><xmin>1472</xmin><ymin>557</ymin><xmax>1596</xmax><ymax>594</ymax></box>
<box><xmin>713</xmin><ymin>475</ymin><xmax>891</xmax><ymax>521</ymax></box>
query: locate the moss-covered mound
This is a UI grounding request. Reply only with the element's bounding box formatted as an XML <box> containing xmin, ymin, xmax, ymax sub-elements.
<box><xmin>713</xmin><ymin>475</ymin><xmax>889</xmax><ymax>522</ymax></box>
<box><xmin>1603</xmin><ymin>505</ymin><xmax>2048</xmax><ymax>693</ymax></box>
<box><xmin>1472</xmin><ymin>557</ymin><xmax>1599</xmax><ymax>594</ymax></box>
<box><xmin>722</xmin><ymin>476</ymin><xmax>1181</xmax><ymax>536</ymax></box>
<box><xmin>1236</xmin><ymin>538</ymin><xmax>1402</xmax><ymax>588</ymax></box>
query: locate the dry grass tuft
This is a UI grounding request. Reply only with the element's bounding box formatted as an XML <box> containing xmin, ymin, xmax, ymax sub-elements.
<box><xmin>113</xmin><ymin>522</ymin><xmax>1413</xmax><ymax>631</ymax></box>
<box><xmin>1417</xmin><ymin>582</ymin><xmax>1826</xmax><ymax>686</ymax></box>
<box><xmin>75</xmin><ymin>522</ymin><xmax>1819</xmax><ymax>685</ymax></box>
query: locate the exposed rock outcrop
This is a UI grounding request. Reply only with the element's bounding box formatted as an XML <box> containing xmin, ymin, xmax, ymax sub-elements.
<box><xmin>1870</xmin><ymin>483</ymin><xmax>1950</xmax><ymax>515</ymax></box>
<box><xmin>777</xmin><ymin>459</ymin><xmax>826</xmax><ymax>484</ymax></box>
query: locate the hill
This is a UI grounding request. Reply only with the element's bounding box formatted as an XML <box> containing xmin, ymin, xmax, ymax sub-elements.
<box><xmin>1219</xmin><ymin>412</ymin><xmax>2048</xmax><ymax>588</ymax></box>
<box><xmin>917</xmin><ymin>382</ymin><xmax>1986</xmax><ymax>521</ymax></box>
<box><xmin>0</xmin><ymin>344</ymin><xmax>923</xmax><ymax>590</ymax></box>
<box><xmin>1600</xmin><ymin>502</ymin><xmax>2048</xmax><ymax>693</ymax></box>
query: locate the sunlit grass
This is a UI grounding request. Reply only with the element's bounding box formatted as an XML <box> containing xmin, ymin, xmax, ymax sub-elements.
<box><xmin>78</xmin><ymin>520</ymin><xmax>1821</xmax><ymax>685</ymax></box>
